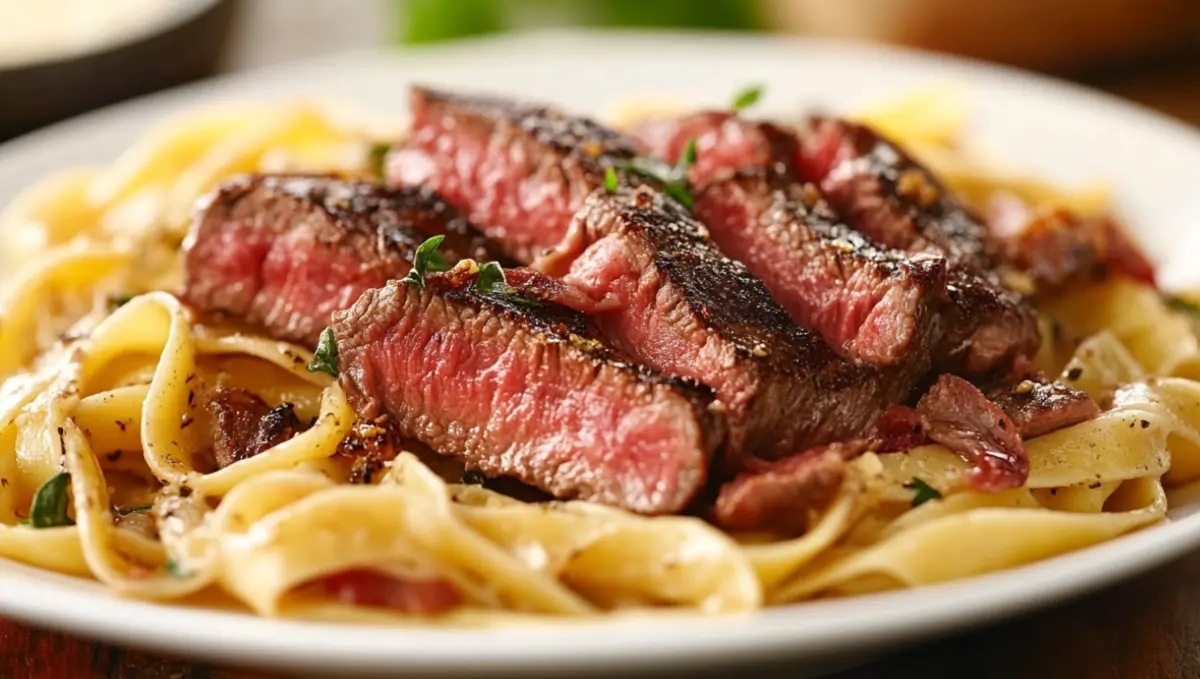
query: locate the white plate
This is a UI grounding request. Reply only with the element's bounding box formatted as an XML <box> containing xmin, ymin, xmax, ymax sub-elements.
<box><xmin>1</xmin><ymin>30</ymin><xmax>1199</xmax><ymax>678</ymax></box>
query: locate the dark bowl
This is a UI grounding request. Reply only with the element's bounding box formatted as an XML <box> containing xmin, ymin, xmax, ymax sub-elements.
<box><xmin>0</xmin><ymin>0</ymin><xmax>238</xmax><ymax>141</ymax></box>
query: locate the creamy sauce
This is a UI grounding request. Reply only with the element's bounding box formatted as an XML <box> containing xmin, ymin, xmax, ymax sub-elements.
<box><xmin>0</xmin><ymin>0</ymin><xmax>179</xmax><ymax>69</ymax></box>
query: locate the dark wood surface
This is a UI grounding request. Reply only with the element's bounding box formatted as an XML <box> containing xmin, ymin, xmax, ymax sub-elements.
<box><xmin>4</xmin><ymin>49</ymin><xmax>1200</xmax><ymax>679</ymax></box>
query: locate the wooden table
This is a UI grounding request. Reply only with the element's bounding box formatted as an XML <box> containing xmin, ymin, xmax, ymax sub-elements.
<box><xmin>4</xmin><ymin>48</ymin><xmax>1200</xmax><ymax>679</ymax></box>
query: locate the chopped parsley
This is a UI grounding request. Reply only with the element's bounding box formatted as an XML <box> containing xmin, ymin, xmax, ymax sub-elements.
<box><xmin>1166</xmin><ymin>296</ymin><xmax>1200</xmax><ymax>317</ymax></box>
<box><xmin>164</xmin><ymin>558</ymin><xmax>189</xmax><ymax>578</ymax></box>
<box><xmin>107</xmin><ymin>294</ymin><xmax>134</xmax><ymax>311</ymax></box>
<box><xmin>621</xmin><ymin>139</ymin><xmax>698</xmax><ymax>209</ymax></box>
<box><xmin>307</xmin><ymin>327</ymin><xmax>339</xmax><ymax>377</ymax></box>
<box><xmin>26</xmin><ymin>472</ymin><xmax>73</xmax><ymax>528</ymax></box>
<box><xmin>903</xmin><ymin>477</ymin><xmax>942</xmax><ymax>507</ymax></box>
<box><xmin>402</xmin><ymin>235</ymin><xmax>450</xmax><ymax>290</ymax></box>
<box><xmin>604</xmin><ymin>165</ymin><xmax>619</xmax><ymax>193</ymax></box>
<box><xmin>116</xmin><ymin>505</ymin><xmax>152</xmax><ymax>516</ymax></box>
<box><xmin>367</xmin><ymin>142</ymin><xmax>391</xmax><ymax>180</ymax></box>
<box><xmin>731</xmin><ymin>84</ymin><xmax>764</xmax><ymax>111</ymax></box>
<box><xmin>472</xmin><ymin>261</ymin><xmax>507</xmax><ymax>294</ymax></box>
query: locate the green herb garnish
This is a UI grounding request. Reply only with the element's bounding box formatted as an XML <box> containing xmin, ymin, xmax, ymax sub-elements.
<box><xmin>27</xmin><ymin>472</ymin><xmax>73</xmax><ymax>528</ymax></box>
<box><xmin>680</xmin><ymin>138</ymin><xmax>698</xmax><ymax>167</ymax></box>
<box><xmin>367</xmin><ymin>142</ymin><xmax>391</xmax><ymax>180</ymax></box>
<box><xmin>307</xmin><ymin>327</ymin><xmax>339</xmax><ymax>377</ymax></box>
<box><xmin>402</xmin><ymin>235</ymin><xmax>450</xmax><ymax>290</ymax></box>
<box><xmin>731</xmin><ymin>84</ymin><xmax>764</xmax><ymax>111</ymax></box>
<box><xmin>604</xmin><ymin>166</ymin><xmax>619</xmax><ymax>193</ymax></box>
<box><xmin>164</xmin><ymin>558</ymin><xmax>189</xmax><ymax>578</ymax></box>
<box><xmin>621</xmin><ymin>140</ymin><xmax>697</xmax><ymax>209</ymax></box>
<box><xmin>1166</xmin><ymin>296</ymin><xmax>1200</xmax><ymax>317</ymax></box>
<box><xmin>903</xmin><ymin>477</ymin><xmax>942</xmax><ymax>508</ymax></box>
<box><xmin>472</xmin><ymin>261</ymin><xmax>507</xmax><ymax>293</ymax></box>
<box><xmin>116</xmin><ymin>505</ymin><xmax>152</xmax><ymax>516</ymax></box>
<box><xmin>107</xmin><ymin>294</ymin><xmax>134</xmax><ymax>311</ymax></box>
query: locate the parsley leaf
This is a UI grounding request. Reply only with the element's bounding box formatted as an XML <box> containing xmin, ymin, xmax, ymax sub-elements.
<box><xmin>164</xmin><ymin>558</ymin><xmax>189</xmax><ymax>578</ymax></box>
<box><xmin>27</xmin><ymin>472</ymin><xmax>73</xmax><ymax>528</ymax></box>
<box><xmin>604</xmin><ymin>165</ymin><xmax>618</xmax><ymax>193</ymax></box>
<box><xmin>107</xmin><ymin>294</ymin><xmax>134</xmax><ymax>311</ymax></box>
<box><xmin>403</xmin><ymin>235</ymin><xmax>449</xmax><ymax>290</ymax></box>
<box><xmin>679</xmin><ymin>138</ymin><xmax>698</xmax><ymax>168</ymax></box>
<box><xmin>472</xmin><ymin>261</ymin><xmax>507</xmax><ymax>293</ymax></box>
<box><xmin>731</xmin><ymin>84</ymin><xmax>764</xmax><ymax>111</ymax></box>
<box><xmin>619</xmin><ymin>140</ymin><xmax>698</xmax><ymax>209</ymax></box>
<box><xmin>116</xmin><ymin>505</ymin><xmax>152</xmax><ymax>516</ymax></box>
<box><xmin>307</xmin><ymin>327</ymin><xmax>339</xmax><ymax>377</ymax></box>
<box><xmin>367</xmin><ymin>142</ymin><xmax>391</xmax><ymax>180</ymax></box>
<box><xmin>1166</xmin><ymin>296</ymin><xmax>1200</xmax><ymax>318</ymax></box>
<box><xmin>903</xmin><ymin>477</ymin><xmax>942</xmax><ymax>507</ymax></box>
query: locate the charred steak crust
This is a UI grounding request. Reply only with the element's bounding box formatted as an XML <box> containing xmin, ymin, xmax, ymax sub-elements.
<box><xmin>798</xmin><ymin>117</ymin><xmax>1041</xmax><ymax>377</ymax></box>
<box><xmin>695</xmin><ymin>169</ymin><xmax>947</xmax><ymax>370</ymax></box>
<box><xmin>389</xmin><ymin>86</ymin><xmax>638</xmax><ymax>263</ymax></box>
<box><xmin>559</xmin><ymin>187</ymin><xmax>905</xmax><ymax>462</ymax></box>
<box><xmin>332</xmin><ymin>266</ymin><xmax>724</xmax><ymax>514</ymax></box>
<box><xmin>988</xmin><ymin>380</ymin><xmax>1101</xmax><ymax>439</ymax></box>
<box><xmin>182</xmin><ymin>173</ymin><xmax>505</xmax><ymax>347</ymax></box>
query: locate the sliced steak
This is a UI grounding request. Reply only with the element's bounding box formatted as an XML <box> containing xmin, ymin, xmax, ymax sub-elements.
<box><xmin>713</xmin><ymin>440</ymin><xmax>870</xmax><ymax>534</ymax></box>
<box><xmin>987</xmin><ymin>192</ymin><xmax>1157</xmax><ymax>293</ymax></box>
<box><xmin>548</xmin><ymin>187</ymin><xmax>906</xmax><ymax>462</ymax></box>
<box><xmin>796</xmin><ymin>117</ymin><xmax>1040</xmax><ymax>377</ymax></box>
<box><xmin>632</xmin><ymin>110</ymin><xmax>797</xmax><ymax>188</ymax></box>
<box><xmin>332</xmin><ymin>264</ymin><xmax>724</xmax><ymax>514</ymax></box>
<box><xmin>182</xmin><ymin>173</ymin><xmax>505</xmax><ymax>347</ymax></box>
<box><xmin>206</xmin><ymin>388</ymin><xmax>301</xmax><ymax>469</ymax></box>
<box><xmin>916</xmin><ymin>374</ymin><xmax>1028</xmax><ymax>491</ymax></box>
<box><xmin>388</xmin><ymin>86</ymin><xmax>638</xmax><ymax>263</ymax></box>
<box><xmin>874</xmin><ymin>405</ymin><xmax>926</xmax><ymax>453</ymax></box>
<box><xmin>694</xmin><ymin>170</ymin><xmax>946</xmax><ymax>371</ymax></box>
<box><xmin>988</xmin><ymin>379</ymin><xmax>1101</xmax><ymax>439</ymax></box>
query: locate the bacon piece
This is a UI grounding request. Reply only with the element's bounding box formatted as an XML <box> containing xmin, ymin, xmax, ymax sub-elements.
<box><xmin>917</xmin><ymin>375</ymin><xmax>1028</xmax><ymax>491</ymax></box>
<box><xmin>320</xmin><ymin>569</ymin><xmax>462</xmax><ymax>615</ymax></box>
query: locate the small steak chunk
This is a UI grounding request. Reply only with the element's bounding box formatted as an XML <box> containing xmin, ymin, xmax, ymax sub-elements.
<box><xmin>182</xmin><ymin>173</ymin><xmax>504</xmax><ymax>346</ymax></box>
<box><xmin>388</xmin><ymin>86</ymin><xmax>638</xmax><ymax>263</ymax></box>
<box><xmin>713</xmin><ymin>440</ymin><xmax>870</xmax><ymax>534</ymax></box>
<box><xmin>632</xmin><ymin>110</ymin><xmax>797</xmax><ymax>187</ymax></box>
<box><xmin>797</xmin><ymin>117</ymin><xmax>1041</xmax><ymax>378</ymax></box>
<box><xmin>320</xmin><ymin>570</ymin><xmax>461</xmax><ymax>615</ymax></box>
<box><xmin>333</xmin><ymin>265</ymin><xmax>723</xmax><ymax>514</ymax></box>
<box><xmin>694</xmin><ymin>171</ymin><xmax>945</xmax><ymax>370</ymax></box>
<box><xmin>207</xmin><ymin>388</ymin><xmax>301</xmax><ymax>468</ymax></box>
<box><xmin>987</xmin><ymin>193</ymin><xmax>1157</xmax><ymax>292</ymax></box>
<box><xmin>874</xmin><ymin>405</ymin><xmax>925</xmax><ymax>453</ymax></box>
<box><xmin>917</xmin><ymin>375</ymin><xmax>1028</xmax><ymax>491</ymax></box>
<box><xmin>550</xmin><ymin>187</ymin><xmax>906</xmax><ymax>462</ymax></box>
<box><xmin>989</xmin><ymin>380</ymin><xmax>1101</xmax><ymax>439</ymax></box>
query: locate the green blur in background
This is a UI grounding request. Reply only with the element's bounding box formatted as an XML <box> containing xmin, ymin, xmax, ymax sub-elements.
<box><xmin>395</xmin><ymin>0</ymin><xmax>761</xmax><ymax>44</ymax></box>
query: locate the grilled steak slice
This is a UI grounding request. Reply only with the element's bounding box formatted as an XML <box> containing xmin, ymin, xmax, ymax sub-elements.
<box><xmin>388</xmin><ymin>86</ymin><xmax>638</xmax><ymax>263</ymax></box>
<box><xmin>988</xmin><ymin>379</ymin><xmax>1100</xmax><ymax>439</ymax></box>
<box><xmin>182</xmin><ymin>173</ymin><xmax>504</xmax><ymax>347</ymax></box>
<box><xmin>713</xmin><ymin>440</ymin><xmax>870</xmax><ymax>534</ymax></box>
<box><xmin>987</xmin><ymin>193</ymin><xmax>1157</xmax><ymax>293</ymax></box>
<box><xmin>207</xmin><ymin>388</ymin><xmax>301</xmax><ymax>469</ymax></box>
<box><xmin>796</xmin><ymin>117</ymin><xmax>1040</xmax><ymax>377</ymax></box>
<box><xmin>548</xmin><ymin>187</ymin><xmax>905</xmax><ymax>462</ymax></box>
<box><xmin>694</xmin><ymin>170</ymin><xmax>946</xmax><ymax>370</ymax></box>
<box><xmin>916</xmin><ymin>374</ymin><xmax>1028</xmax><ymax>491</ymax></box>
<box><xmin>332</xmin><ymin>265</ymin><xmax>723</xmax><ymax>514</ymax></box>
<box><xmin>632</xmin><ymin>111</ymin><xmax>798</xmax><ymax>188</ymax></box>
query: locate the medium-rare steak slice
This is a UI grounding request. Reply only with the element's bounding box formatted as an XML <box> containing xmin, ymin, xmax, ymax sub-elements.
<box><xmin>388</xmin><ymin>86</ymin><xmax>638</xmax><ymax>263</ymax></box>
<box><xmin>182</xmin><ymin>173</ymin><xmax>505</xmax><ymax>347</ymax></box>
<box><xmin>632</xmin><ymin>111</ymin><xmax>798</xmax><ymax>188</ymax></box>
<box><xmin>332</xmin><ymin>264</ymin><xmax>724</xmax><ymax>514</ymax></box>
<box><xmin>694</xmin><ymin>170</ymin><xmax>946</xmax><ymax>371</ymax></box>
<box><xmin>546</xmin><ymin>187</ymin><xmax>906</xmax><ymax>463</ymax></box>
<box><xmin>796</xmin><ymin>117</ymin><xmax>1040</xmax><ymax>377</ymax></box>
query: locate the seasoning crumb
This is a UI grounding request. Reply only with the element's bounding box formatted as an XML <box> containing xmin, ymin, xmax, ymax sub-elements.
<box><xmin>1013</xmin><ymin>380</ymin><xmax>1036</xmax><ymax>395</ymax></box>
<box><xmin>1141</xmin><ymin>420</ymin><xmax>1150</xmax><ymax>429</ymax></box>
<box><xmin>1066</xmin><ymin>367</ymin><xmax>1083</xmax><ymax>381</ymax></box>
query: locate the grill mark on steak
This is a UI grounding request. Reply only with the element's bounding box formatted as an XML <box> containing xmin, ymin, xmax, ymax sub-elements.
<box><xmin>548</xmin><ymin>186</ymin><xmax>908</xmax><ymax>463</ymax></box>
<box><xmin>713</xmin><ymin>440</ymin><xmax>870</xmax><ymax>534</ymax></box>
<box><xmin>388</xmin><ymin>86</ymin><xmax>638</xmax><ymax>264</ymax></box>
<box><xmin>694</xmin><ymin>170</ymin><xmax>946</xmax><ymax>372</ymax></box>
<box><xmin>207</xmin><ymin>388</ymin><xmax>302</xmax><ymax>469</ymax></box>
<box><xmin>332</xmin><ymin>264</ymin><xmax>724</xmax><ymax>514</ymax></box>
<box><xmin>916</xmin><ymin>374</ymin><xmax>1028</xmax><ymax>491</ymax></box>
<box><xmin>796</xmin><ymin>117</ymin><xmax>1040</xmax><ymax>378</ymax></box>
<box><xmin>988</xmin><ymin>379</ymin><xmax>1101</xmax><ymax>439</ymax></box>
<box><xmin>181</xmin><ymin>173</ymin><xmax>505</xmax><ymax>347</ymax></box>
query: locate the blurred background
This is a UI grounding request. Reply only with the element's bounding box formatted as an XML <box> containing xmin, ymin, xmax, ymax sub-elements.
<box><xmin>1</xmin><ymin>0</ymin><xmax>1198</xmax><ymax>140</ymax></box>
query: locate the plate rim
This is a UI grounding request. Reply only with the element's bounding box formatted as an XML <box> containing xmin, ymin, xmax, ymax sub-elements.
<box><xmin>0</xmin><ymin>29</ymin><xmax>1198</xmax><ymax>675</ymax></box>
